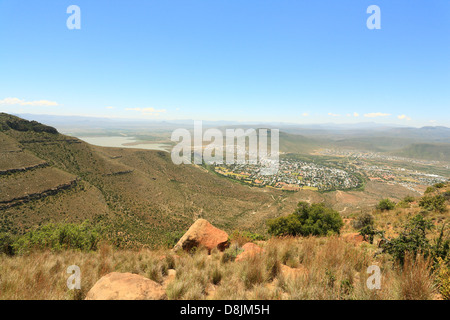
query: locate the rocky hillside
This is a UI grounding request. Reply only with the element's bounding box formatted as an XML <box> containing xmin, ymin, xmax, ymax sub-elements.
<box><xmin>0</xmin><ymin>113</ymin><xmax>289</xmax><ymax>247</ymax></box>
<box><xmin>1</xmin><ymin>113</ymin><xmax>438</xmax><ymax>248</ymax></box>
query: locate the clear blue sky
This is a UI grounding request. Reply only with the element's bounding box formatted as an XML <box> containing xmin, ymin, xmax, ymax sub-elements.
<box><xmin>0</xmin><ymin>0</ymin><xmax>449</xmax><ymax>126</ymax></box>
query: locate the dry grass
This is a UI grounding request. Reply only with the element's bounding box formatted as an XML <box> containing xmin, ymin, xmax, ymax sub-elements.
<box><xmin>397</xmin><ymin>253</ymin><xmax>436</xmax><ymax>300</ymax></box>
<box><xmin>0</xmin><ymin>237</ymin><xmax>440</xmax><ymax>300</ymax></box>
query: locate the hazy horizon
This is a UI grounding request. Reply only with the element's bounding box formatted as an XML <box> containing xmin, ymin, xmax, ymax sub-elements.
<box><xmin>1</xmin><ymin>1</ymin><xmax>449</xmax><ymax>127</ymax></box>
<box><xmin>8</xmin><ymin>112</ymin><xmax>449</xmax><ymax>130</ymax></box>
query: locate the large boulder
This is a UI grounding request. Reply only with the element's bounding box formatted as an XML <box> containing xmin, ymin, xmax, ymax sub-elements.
<box><xmin>235</xmin><ymin>242</ymin><xmax>264</xmax><ymax>262</ymax></box>
<box><xmin>173</xmin><ymin>219</ymin><xmax>229</xmax><ymax>253</ymax></box>
<box><xmin>85</xmin><ymin>272</ymin><xmax>166</xmax><ymax>300</ymax></box>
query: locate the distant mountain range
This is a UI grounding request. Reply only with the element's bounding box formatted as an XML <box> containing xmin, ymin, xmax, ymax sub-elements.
<box><xmin>12</xmin><ymin>113</ymin><xmax>450</xmax><ymax>161</ymax></box>
<box><xmin>15</xmin><ymin>113</ymin><xmax>447</xmax><ymax>130</ymax></box>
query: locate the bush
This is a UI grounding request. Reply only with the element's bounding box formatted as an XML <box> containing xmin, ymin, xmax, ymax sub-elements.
<box><xmin>434</xmin><ymin>183</ymin><xmax>445</xmax><ymax>189</ymax></box>
<box><xmin>425</xmin><ymin>186</ymin><xmax>436</xmax><ymax>194</ymax></box>
<box><xmin>165</xmin><ymin>230</ymin><xmax>185</xmax><ymax>248</ymax></box>
<box><xmin>396</xmin><ymin>200</ymin><xmax>411</xmax><ymax>209</ymax></box>
<box><xmin>419</xmin><ymin>194</ymin><xmax>446</xmax><ymax>213</ymax></box>
<box><xmin>433</xmin><ymin>224</ymin><xmax>450</xmax><ymax>264</ymax></box>
<box><xmin>352</xmin><ymin>212</ymin><xmax>374</xmax><ymax>230</ymax></box>
<box><xmin>359</xmin><ymin>225</ymin><xmax>383</xmax><ymax>244</ymax></box>
<box><xmin>267</xmin><ymin>202</ymin><xmax>343</xmax><ymax>237</ymax></box>
<box><xmin>397</xmin><ymin>196</ymin><xmax>415</xmax><ymax>208</ymax></box>
<box><xmin>12</xmin><ymin>221</ymin><xmax>102</xmax><ymax>254</ymax></box>
<box><xmin>436</xmin><ymin>257</ymin><xmax>450</xmax><ymax>300</ymax></box>
<box><xmin>376</xmin><ymin>198</ymin><xmax>396</xmax><ymax>211</ymax></box>
<box><xmin>381</xmin><ymin>214</ymin><xmax>434</xmax><ymax>265</ymax></box>
<box><xmin>443</xmin><ymin>191</ymin><xmax>450</xmax><ymax>201</ymax></box>
<box><xmin>230</xmin><ymin>230</ymin><xmax>266</xmax><ymax>246</ymax></box>
<box><xmin>5</xmin><ymin>119</ymin><xmax>57</xmax><ymax>134</ymax></box>
<box><xmin>0</xmin><ymin>232</ymin><xmax>15</xmax><ymax>256</ymax></box>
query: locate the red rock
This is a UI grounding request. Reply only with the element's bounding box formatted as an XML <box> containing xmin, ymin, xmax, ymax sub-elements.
<box><xmin>85</xmin><ymin>272</ymin><xmax>166</xmax><ymax>300</ymax></box>
<box><xmin>173</xmin><ymin>219</ymin><xmax>229</xmax><ymax>253</ymax></box>
<box><xmin>235</xmin><ymin>242</ymin><xmax>263</xmax><ymax>261</ymax></box>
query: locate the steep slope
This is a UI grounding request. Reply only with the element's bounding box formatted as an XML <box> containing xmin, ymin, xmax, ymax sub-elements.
<box><xmin>0</xmin><ymin>114</ymin><xmax>113</xmax><ymax>234</ymax></box>
<box><xmin>0</xmin><ymin>113</ymin><xmax>287</xmax><ymax>247</ymax></box>
<box><xmin>1</xmin><ymin>113</ymin><xmax>433</xmax><ymax>248</ymax></box>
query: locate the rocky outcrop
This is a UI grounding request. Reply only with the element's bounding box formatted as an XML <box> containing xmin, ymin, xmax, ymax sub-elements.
<box><xmin>0</xmin><ymin>179</ymin><xmax>78</xmax><ymax>210</ymax></box>
<box><xmin>0</xmin><ymin>162</ymin><xmax>48</xmax><ymax>176</ymax></box>
<box><xmin>173</xmin><ymin>219</ymin><xmax>229</xmax><ymax>253</ymax></box>
<box><xmin>85</xmin><ymin>272</ymin><xmax>166</xmax><ymax>300</ymax></box>
<box><xmin>102</xmin><ymin>170</ymin><xmax>134</xmax><ymax>177</ymax></box>
<box><xmin>235</xmin><ymin>242</ymin><xmax>264</xmax><ymax>262</ymax></box>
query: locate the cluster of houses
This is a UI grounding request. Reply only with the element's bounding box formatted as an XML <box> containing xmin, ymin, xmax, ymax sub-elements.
<box><xmin>214</xmin><ymin>159</ymin><xmax>360</xmax><ymax>191</ymax></box>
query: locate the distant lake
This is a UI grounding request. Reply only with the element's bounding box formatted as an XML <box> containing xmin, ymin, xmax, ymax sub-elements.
<box><xmin>78</xmin><ymin>136</ymin><xmax>171</xmax><ymax>152</ymax></box>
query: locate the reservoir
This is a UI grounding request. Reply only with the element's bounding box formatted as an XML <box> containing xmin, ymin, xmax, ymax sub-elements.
<box><xmin>77</xmin><ymin>136</ymin><xmax>171</xmax><ymax>152</ymax></box>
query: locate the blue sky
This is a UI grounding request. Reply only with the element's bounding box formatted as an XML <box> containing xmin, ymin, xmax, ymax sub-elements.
<box><xmin>0</xmin><ymin>0</ymin><xmax>449</xmax><ymax>126</ymax></box>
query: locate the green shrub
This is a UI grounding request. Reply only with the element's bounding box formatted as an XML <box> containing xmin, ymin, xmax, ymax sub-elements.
<box><xmin>436</xmin><ymin>257</ymin><xmax>450</xmax><ymax>300</ymax></box>
<box><xmin>5</xmin><ymin>119</ymin><xmax>57</xmax><ymax>134</ymax></box>
<box><xmin>230</xmin><ymin>230</ymin><xmax>266</xmax><ymax>245</ymax></box>
<box><xmin>425</xmin><ymin>186</ymin><xmax>436</xmax><ymax>194</ymax></box>
<box><xmin>267</xmin><ymin>202</ymin><xmax>343</xmax><ymax>237</ymax></box>
<box><xmin>434</xmin><ymin>183</ymin><xmax>445</xmax><ymax>189</ymax></box>
<box><xmin>353</xmin><ymin>212</ymin><xmax>383</xmax><ymax>244</ymax></box>
<box><xmin>352</xmin><ymin>212</ymin><xmax>374</xmax><ymax>230</ymax></box>
<box><xmin>165</xmin><ymin>230</ymin><xmax>185</xmax><ymax>248</ymax></box>
<box><xmin>419</xmin><ymin>194</ymin><xmax>446</xmax><ymax>213</ymax></box>
<box><xmin>376</xmin><ymin>198</ymin><xmax>396</xmax><ymax>211</ymax></box>
<box><xmin>0</xmin><ymin>232</ymin><xmax>16</xmax><ymax>256</ymax></box>
<box><xmin>12</xmin><ymin>221</ymin><xmax>102</xmax><ymax>254</ymax></box>
<box><xmin>396</xmin><ymin>200</ymin><xmax>411</xmax><ymax>209</ymax></box>
<box><xmin>381</xmin><ymin>214</ymin><xmax>434</xmax><ymax>265</ymax></box>
<box><xmin>359</xmin><ymin>225</ymin><xmax>384</xmax><ymax>244</ymax></box>
<box><xmin>397</xmin><ymin>196</ymin><xmax>415</xmax><ymax>208</ymax></box>
<box><xmin>433</xmin><ymin>224</ymin><xmax>450</xmax><ymax>264</ymax></box>
<box><xmin>443</xmin><ymin>191</ymin><xmax>450</xmax><ymax>201</ymax></box>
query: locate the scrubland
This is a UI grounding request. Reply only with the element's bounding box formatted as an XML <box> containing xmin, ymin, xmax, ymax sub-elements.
<box><xmin>0</xmin><ymin>236</ymin><xmax>440</xmax><ymax>300</ymax></box>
